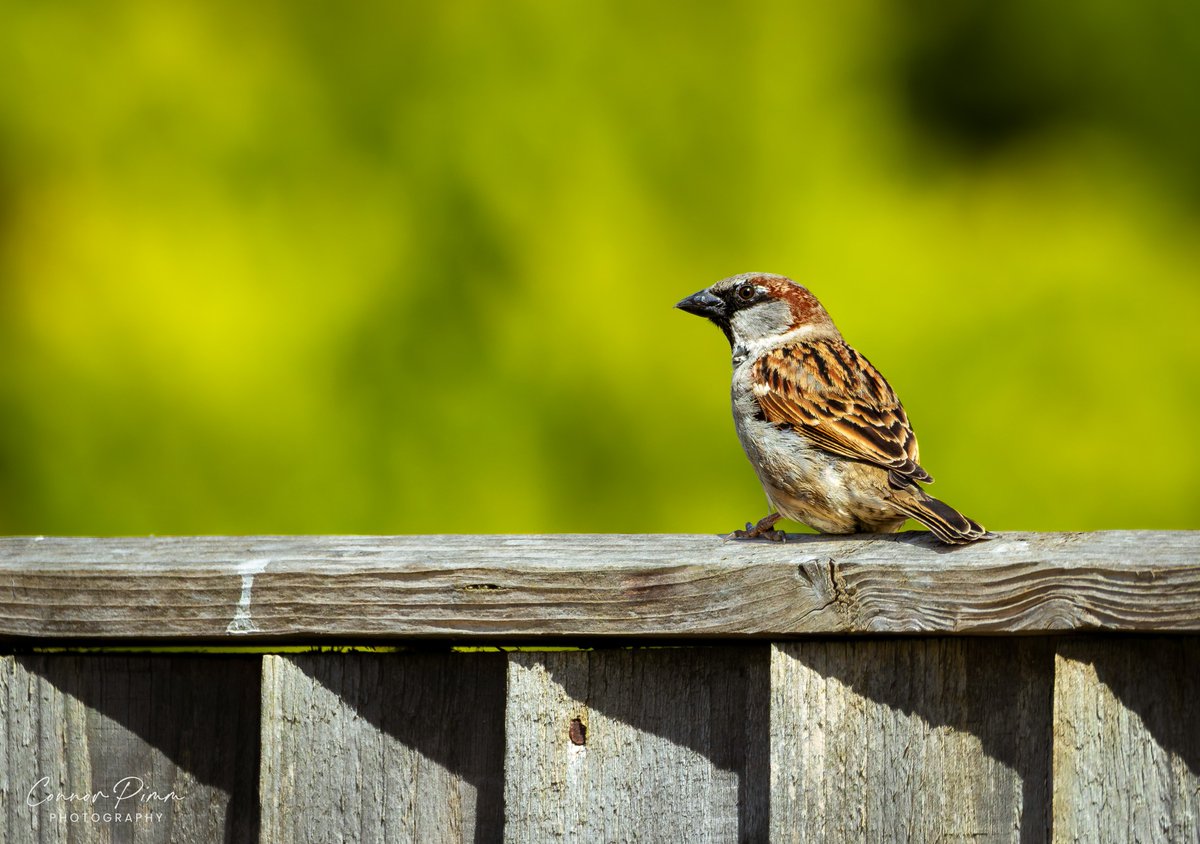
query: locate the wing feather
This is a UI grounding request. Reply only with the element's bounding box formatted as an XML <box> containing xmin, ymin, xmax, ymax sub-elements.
<box><xmin>752</xmin><ymin>339</ymin><xmax>932</xmax><ymax>487</ymax></box>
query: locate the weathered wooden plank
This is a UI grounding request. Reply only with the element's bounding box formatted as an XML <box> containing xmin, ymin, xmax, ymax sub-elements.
<box><xmin>0</xmin><ymin>532</ymin><xmax>1197</xmax><ymax>639</ymax></box>
<box><xmin>771</xmin><ymin>639</ymin><xmax>1053</xmax><ymax>842</ymax></box>
<box><xmin>1052</xmin><ymin>637</ymin><xmax>1200</xmax><ymax>843</ymax></box>
<box><xmin>503</xmin><ymin>647</ymin><xmax>769</xmax><ymax>842</ymax></box>
<box><xmin>0</xmin><ymin>654</ymin><xmax>259</xmax><ymax>844</ymax></box>
<box><xmin>259</xmin><ymin>652</ymin><xmax>506</xmax><ymax>843</ymax></box>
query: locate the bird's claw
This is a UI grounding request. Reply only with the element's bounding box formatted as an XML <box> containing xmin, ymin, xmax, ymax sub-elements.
<box><xmin>728</xmin><ymin>513</ymin><xmax>787</xmax><ymax>542</ymax></box>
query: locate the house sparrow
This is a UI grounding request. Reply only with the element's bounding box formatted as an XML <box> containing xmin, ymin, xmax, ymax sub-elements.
<box><xmin>676</xmin><ymin>272</ymin><xmax>987</xmax><ymax>544</ymax></box>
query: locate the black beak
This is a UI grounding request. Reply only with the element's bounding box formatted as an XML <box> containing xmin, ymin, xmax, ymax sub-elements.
<box><xmin>675</xmin><ymin>289</ymin><xmax>725</xmax><ymax>320</ymax></box>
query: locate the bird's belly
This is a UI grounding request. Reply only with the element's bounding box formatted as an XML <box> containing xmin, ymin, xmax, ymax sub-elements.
<box><xmin>734</xmin><ymin>412</ymin><xmax>904</xmax><ymax>534</ymax></box>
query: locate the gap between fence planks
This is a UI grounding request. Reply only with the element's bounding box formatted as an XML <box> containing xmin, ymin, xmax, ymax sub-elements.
<box><xmin>11</xmin><ymin>641</ymin><xmax>1197</xmax><ymax>842</ymax></box>
<box><xmin>0</xmin><ymin>531</ymin><xmax>1197</xmax><ymax>640</ymax></box>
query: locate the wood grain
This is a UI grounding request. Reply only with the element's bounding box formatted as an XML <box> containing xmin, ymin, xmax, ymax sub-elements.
<box><xmin>503</xmin><ymin>648</ymin><xmax>769</xmax><ymax>842</ymax></box>
<box><xmin>0</xmin><ymin>654</ymin><xmax>259</xmax><ymax>843</ymax></box>
<box><xmin>2</xmin><ymin>636</ymin><xmax>1197</xmax><ymax>841</ymax></box>
<box><xmin>1052</xmin><ymin>637</ymin><xmax>1200</xmax><ymax>843</ymax></box>
<box><xmin>258</xmin><ymin>652</ymin><xmax>506</xmax><ymax>844</ymax></box>
<box><xmin>0</xmin><ymin>532</ymin><xmax>1196</xmax><ymax>639</ymax></box>
<box><xmin>771</xmin><ymin>639</ymin><xmax>1053</xmax><ymax>843</ymax></box>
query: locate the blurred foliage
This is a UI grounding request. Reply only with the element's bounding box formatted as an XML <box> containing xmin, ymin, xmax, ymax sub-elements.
<box><xmin>1</xmin><ymin>0</ymin><xmax>1198</xmax><ymax>536</ymax></box>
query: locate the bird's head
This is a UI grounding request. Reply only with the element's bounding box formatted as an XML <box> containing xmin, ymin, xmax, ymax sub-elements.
<box><xmin>675</xmin><ymin>273</ymin><xmax>838</xmax><ymax>353</ymax></box>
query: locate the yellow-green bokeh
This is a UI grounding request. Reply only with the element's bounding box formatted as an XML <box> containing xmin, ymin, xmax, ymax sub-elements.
<box><xmin>2</xmin><ymin>1</ymin><xmax>1198</xmax><ymax>535</ymax></box>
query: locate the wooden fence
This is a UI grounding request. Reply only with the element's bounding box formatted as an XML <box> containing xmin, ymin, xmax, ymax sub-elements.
<box><xmin>1</xmin><ymin>531</ymin><xmax>1198</xmax><ymax>842</ymax></box>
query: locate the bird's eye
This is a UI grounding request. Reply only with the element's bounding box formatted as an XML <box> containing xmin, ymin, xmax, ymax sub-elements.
<box><xmin>735</xmin><ymin>283</ymin><xmax>757</xmax><ymax>303</ymax></box>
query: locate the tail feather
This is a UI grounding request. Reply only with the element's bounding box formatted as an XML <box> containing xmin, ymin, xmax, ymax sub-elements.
<box><xmin>895</xmin><ymin>491</ymin><xmax>989</xmax><ymax>545</ymax></box>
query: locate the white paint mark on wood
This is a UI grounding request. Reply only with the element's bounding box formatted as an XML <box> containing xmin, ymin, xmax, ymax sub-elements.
<box><xmin>0</xmin><ymin>532</ymin><xmax>1196</xmax><ymax>639</ymax></box>
<box><xmin>226</xmin><ymin>559</ymin><xmax>270</xmax><ymax>634</ymax></box>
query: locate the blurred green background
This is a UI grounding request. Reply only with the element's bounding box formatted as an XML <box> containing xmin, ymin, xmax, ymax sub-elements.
<box><xmin>1</xmin><ymin>0</ymin><xmax>1198</xmax><ymax>536</ymax></box>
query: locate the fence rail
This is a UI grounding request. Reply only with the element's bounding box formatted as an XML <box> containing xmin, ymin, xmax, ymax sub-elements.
<box><xmin>2</xmin><ymin>531</ymin><xmax>1198</xmax><ymax>842</ymax></box>
<box><xmin>3</xmin><ymin>531</ymin><xmax>1198</xmax><ymax>639</ymax></box>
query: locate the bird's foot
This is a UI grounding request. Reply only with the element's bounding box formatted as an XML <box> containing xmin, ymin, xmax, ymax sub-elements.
<box><xmin>729</xmin><ymin>513</ymin><xmax>786</xmax><ymax>542</ymax></box>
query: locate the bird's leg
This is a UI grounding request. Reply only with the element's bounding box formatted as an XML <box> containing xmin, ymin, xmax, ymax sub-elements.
<box><xmin>729</xmin><ymin>512</ymin><xmax>786</xmax><ymax>542</ymax></box>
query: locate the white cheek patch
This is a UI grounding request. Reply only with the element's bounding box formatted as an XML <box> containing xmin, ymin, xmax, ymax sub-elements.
<box><xmin>730</xmin><ymin>300</ymin><xmax>793</xmax><ymax>346</ymax></box>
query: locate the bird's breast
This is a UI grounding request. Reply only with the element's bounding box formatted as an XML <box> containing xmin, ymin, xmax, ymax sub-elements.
<box><xmin>731</xmin><ymin>373</ymin><xmax>823</xmax><ymax>491</ymax></box>
<box><xmin>730</xmin><ymin>368</ymin><xmax>892</xmax><ymax>529</ymax></box>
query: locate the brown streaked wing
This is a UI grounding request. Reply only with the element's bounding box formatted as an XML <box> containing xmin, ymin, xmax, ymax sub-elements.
<box><xmin>752</xmin><ymin>339</ymin><xmax>933</xmax><ymax>485</ymax></box>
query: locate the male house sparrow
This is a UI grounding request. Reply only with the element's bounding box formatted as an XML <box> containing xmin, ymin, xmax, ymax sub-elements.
<box><xmin>676</xmin><ymin>273</ymin><xmax>987</xmax><ymax>544</ymax></box>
